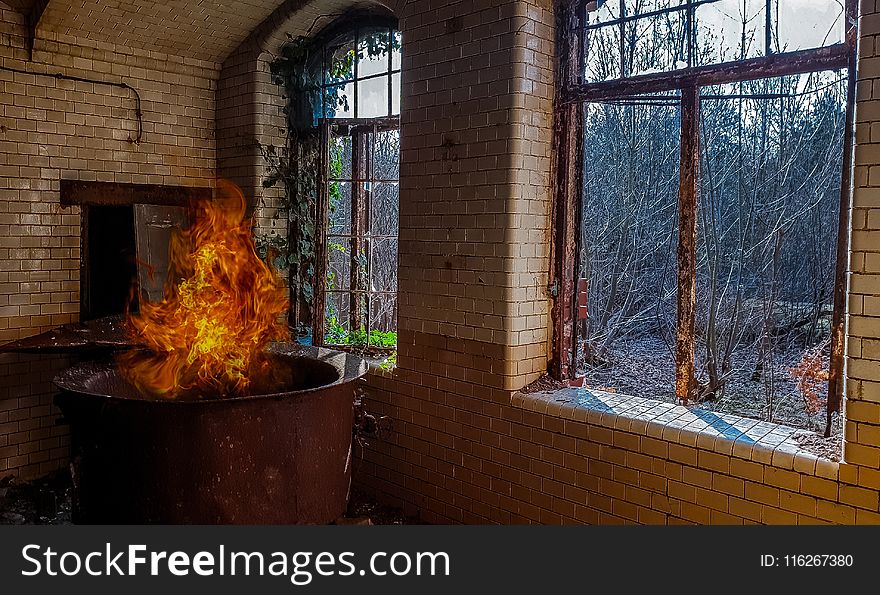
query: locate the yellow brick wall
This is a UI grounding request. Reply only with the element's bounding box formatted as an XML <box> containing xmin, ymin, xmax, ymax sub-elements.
<box><xmin>394</xmin><ymin>0</ymin><xmax>553</xmax><ymax>389</ymax></box>
<box><xmin>0</xmin><ymin>5</ymin><xmax>216</xmax><ymax>477</ymax></box>
<box><xmin>848</xmin><ymin>0</ymin><xmax>880</xmax><ymax>476</ymax></box>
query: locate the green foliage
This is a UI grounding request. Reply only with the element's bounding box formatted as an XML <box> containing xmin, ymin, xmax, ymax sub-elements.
<box><xmin>379</xmin><ymin>351</ymin><xmax>397</xmax><ymax>370</ymax></box>
<box><xmin>325</xmin><ymin>316</ymin><xmax>397</xmax><ymax>348</ymax></box>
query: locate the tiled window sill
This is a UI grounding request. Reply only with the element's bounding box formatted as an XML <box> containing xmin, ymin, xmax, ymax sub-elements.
<box><xmin>512</xmin><ymin>387</ymin><xmax>840</xmax><ymax>480</ymax></box>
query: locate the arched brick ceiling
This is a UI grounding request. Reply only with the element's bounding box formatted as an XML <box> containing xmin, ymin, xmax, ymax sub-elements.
<box><xmin>36</xmin><ymin>0</ymin><xmax>290</xmax><ymax>64</ymax></box>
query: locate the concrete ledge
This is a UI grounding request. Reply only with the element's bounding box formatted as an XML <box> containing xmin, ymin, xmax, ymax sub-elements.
<box><xmin>513</xmin><ymin>388</ymin><xmax>840</xmax><ymax>480</ymax></box>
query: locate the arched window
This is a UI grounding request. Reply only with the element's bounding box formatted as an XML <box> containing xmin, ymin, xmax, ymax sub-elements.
<box><xmin>314</xmin><ymin>22</ymin><xmax>402</xmax><ymax>120</ymax></box>
<box><xmin>310</xmin><ymin>19</ymin><xmax>402</xmax><ymax>351</ymax></box>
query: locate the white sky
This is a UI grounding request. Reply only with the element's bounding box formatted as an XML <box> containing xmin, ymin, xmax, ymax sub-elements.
<box><xmin>591</xmin><ymin>0</ymin><xmax>844</xmax><ymax>59</ymax></box>
<box><xmin>698</xmin><ymin>0</ymin><xmax>845</xmax><ymax>59</ymax></box>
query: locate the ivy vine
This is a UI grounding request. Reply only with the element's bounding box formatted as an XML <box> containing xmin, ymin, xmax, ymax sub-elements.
<box><xmin>257</xmin><ymin>26</ymin><xmax>400</xmax><ymax>339</ymax></box>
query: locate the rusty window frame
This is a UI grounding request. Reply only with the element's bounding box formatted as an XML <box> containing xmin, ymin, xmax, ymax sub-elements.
<box><xmin>553</xmin><ymin>0</ymin><xmax>857</xmax><ymax>436</ymax></box>
<box><xmin>314</xmin><ymin>116</ymin><xmax>400</xmax><ymax>351</ymax></box>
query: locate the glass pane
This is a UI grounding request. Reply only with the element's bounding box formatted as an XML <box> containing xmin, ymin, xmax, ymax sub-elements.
<box><xmin>391</xmin><ymin>71</ymin><xmax>401</xmax><ymax>116</ymax></box>
<box><xmin>391</xmin><ymin>31</ymin><xmax>402</xmax><ymax>71</ymax></box>
<box><xmin>372</xmin><ymin>237</ymin><xmax>398</xmax><ymax>294</ymax></box>
<box><xmin>696</xmin><ymin>0</ymin><xmax>767</xmax><ymax>64</ymax></box>
<box><xmin>578</xmin><ymin>97</ymin><xmax>681</xmax><ymax>400</ymax></box>
<box><xmin>626</xmin><ymin>7</ymin><xmax>689</xmax><ymax>77</ymax></box>
<box><xmin>327</xmin><ymin>236</ymin><xmax>351</xmax><ymax>291</ymax></box>
<box><xmin>774</xmin><ymin>1</ymin><xmax>845</xmax><ymax>53</ymax></box>
<box><xmin>370</xmin><ymin>294</ymin><xmax>397</xmax><ymax>337</ymax></box>
<box><xmin>328</xmin><ymin>181</ymin><xmax>352</xmax><ymax>235</ymax></box>
<box><xmin>325</xmin><ymin>82</ymin><xmax>354</xmax><ymax>118</ymax></box>
<box><xmin>325</xmin><ymin>31</ymin><xmax>356</xmax><ymax>84</ymax></box>
<box><xmin>371</xmin><ymin>182</ymin><xmax>399</xmax><ymax>237</ymax></box>
<box><xmin>374</xmin><ymin>129</ymin><xmax>400</xmax><ymax>181</ymax></box>
<box><xmin>696</xmin><ymin>70</ymin><xmax>846</xmax><ymax>429</ymax></box>
<box><xmin>329</xmin><ymin>133</ymin><xmax>352</xmax><ymax>180</ymax></box>
<box><xmin>585</xmin><ymin>24</ymin><xmax>621</xmax><ymax>82</ymax></box>
<box><xmin>358</xmin><ymin>28</ymin><xmax>390</xmax><ymax>78</ymax></box>
<box><xmin>357</xmin><ymin>76</ymin><xmax>390</xmax><ymax>118</ymax></box>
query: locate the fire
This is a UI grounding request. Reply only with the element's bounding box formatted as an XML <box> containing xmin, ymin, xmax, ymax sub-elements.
<box><xmin>118</xmin><ymin>181</ymin><xmax>289</xmax><ymax>398</ymax></box>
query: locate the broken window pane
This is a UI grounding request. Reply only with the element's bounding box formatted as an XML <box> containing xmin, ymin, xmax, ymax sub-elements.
<box><xmin>371</xmin><ymin>237</ymin><xmax>398</xmax><ymax>294</ymax></box>
<box><xmin>329</xmin><ymin>132</ymin><xmax>352</xmax><ymax>180</ymax></box>
<box><xmin>585</xmin><ymin>24</ymin><xmax>621</xmax><ymax>82</ymax></box>
<box><xmin>324</xmin><ymin>83</ymin><xmax>354</xmax><ymax>118</ymax></box>
<box><xmin>370</xmin><ymin>294</ymin><xmax>397</xmax><ymax>336</ymax></box>
<box><xmin>625</xmin><ymin>7</ymin><xmax>689</xmax><ymax>76</ymax></box>
<box><xmin>328</xmin><ymin>181</ymin><xmax>352</xmax><ymax>235</ymax></box>
<box><xmin>695</xmin><ymin>70</ymin><xmax>846</xmax><ymax>428</ymax></box>
<box><xmin>578</xmin><ymin>97</ymin><xmax>681</xmax><ymax>399</ymax></box>
<box><xmin>374</xmin><ymin>129</ymin><xmax>400</xmax><ymax>181</ymax></box>
<box><xmin>586</xmin><ymin>0</ymin><xmax>620</xmax><ymax>25</ymax></box>
<box><xmin>324</xmin><ymin>31</ymin><xmax>356</xmax><ymax>84</ymax></box>
<box><xmin>371</xmin><ymin>183</ymin><xmax>399</xmax><ymax>237</ymax></box>
<box><xmin>327</xmin><ymin>236</ymin><xmax>352</xmax><ymax>292</ymax></box>
<box><xmin>773</xmin><ymin>1</ymin><xmax>845</xmax><ymax>53</ymax></box>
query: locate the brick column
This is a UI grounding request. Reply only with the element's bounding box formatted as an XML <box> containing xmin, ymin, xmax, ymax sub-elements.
<box><xmin>395</xmin><ymin>0</ymin><xmax>554</xmax><ymax>393</ymax></box>
<box><xmin>845</xmin><ymin>1</ymin><xmax>880</xmax><ymax>484</ymax></box>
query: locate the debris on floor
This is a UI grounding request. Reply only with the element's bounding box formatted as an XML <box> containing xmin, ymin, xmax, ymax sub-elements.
<box><xmin>0</xmin><ymin>470</ymin><xmax>421</xmax><ymax>525</ymax></box>
<box><xmin>0</xmin><ymin>471</ymin><xmax>72</xmax><ymax>525</ymax></box>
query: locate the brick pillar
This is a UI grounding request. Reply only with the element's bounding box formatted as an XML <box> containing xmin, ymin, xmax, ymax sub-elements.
<box><xmin>845</xmin><ymin>1</ymin><xmax>880</xmax><ymax>484</ymax></box>
<box><xmin>396</xmin><ymin>0</ymin><xmax>554</xmax><ymax>393</ymax></box>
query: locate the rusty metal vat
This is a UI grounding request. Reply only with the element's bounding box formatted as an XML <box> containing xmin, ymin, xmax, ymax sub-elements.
<box><xmin>53</xmin><ymin>344</ymin><xmax>367</xmax><ymax>524</ymax></box>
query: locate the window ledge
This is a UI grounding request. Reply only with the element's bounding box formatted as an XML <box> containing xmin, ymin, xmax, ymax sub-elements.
<box><xmin>512</xmin><ymin>387</ymin><xmax>840</xmax><ymax>480</ymax></box>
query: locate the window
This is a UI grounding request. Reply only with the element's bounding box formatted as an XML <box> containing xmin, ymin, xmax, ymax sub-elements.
<box><xmin>310</xmin><ymin>22</ymin><xmax>401</xmax><ymax>350</ymax></box>
<box><xmin>312</xmin><ymin>25</ymin><xmax>402</xmax><ymax>121</ymax></box>
<box><xmin>557</xmin><ymin>0</ymin><xmax>856</xmax><ymax>436</ymax></box>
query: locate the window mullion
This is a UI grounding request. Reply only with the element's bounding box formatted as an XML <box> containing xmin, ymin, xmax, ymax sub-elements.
<box><xmin>675</xmin><ymin>85</ymin><xmax>700</xmax><ymax>404</ymax></box>
<box><xmin>827</xmin><ymin>0</ymin><xmax>859</xmax><ymax>436</ymax></box>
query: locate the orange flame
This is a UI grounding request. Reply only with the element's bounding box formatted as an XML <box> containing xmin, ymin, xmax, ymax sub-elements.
<box><xmin>118</xmin><ymin>181</ymin><xmax>289</xmax><ymax>398</ymax></box>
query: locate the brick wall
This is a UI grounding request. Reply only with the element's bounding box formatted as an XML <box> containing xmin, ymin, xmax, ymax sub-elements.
<box><xmin>0</xmin><ymin>354</ymin><xmax>71</xmax><ymax>478</ymax></box>
<box><xmin>2</xmin><ymin>0</ymin><xmax>879</xmax><ymax>524</ymax></box>
<box><xmin>350</xmin><ymin>0</ymin><xmax>880</xmax><ymax>524</ymax></box>
<box><xmin>354</xmin><ymin>0</ymin><xmax>558</xmax><ymax>522</ymax></box>
<box><xmin>0</xmin><ymin>4</ymin><xmax>216</xmax><ymax>478</ymax></box>
<box><xmin>393</xmin><ymin>0</ymin><xmax>553</xmax><ymax>389</ymax></box>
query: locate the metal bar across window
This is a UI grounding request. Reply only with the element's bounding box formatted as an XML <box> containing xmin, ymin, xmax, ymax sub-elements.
<box><xmin>566</xmin><ymin>43</ymin><xmax>850</xmax><ymax>103</ymax></box>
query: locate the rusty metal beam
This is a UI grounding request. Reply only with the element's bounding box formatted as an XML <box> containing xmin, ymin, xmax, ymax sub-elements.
<box><xmin>565</xmin><ymin>43</ymin><xmax>850</xmax><ymax>104</ymax></box>
<box><xmin>549</xmin><ymin>0</ymin><xmax>586</xmax><ymax>381</ymax></box>
<box><xmin>675</xmin><ymin>85</ymin><xmax>700</xmax><ymax>404</ymax></box>
<box><xmin>313</xmin><ymin>123</ymin><xmax>331</xmax><ymax>346</ymax></box>
<box><xmin>827</xmin><ymin>0</ymin><xmax>859</xmax><ymax>437</ymax></box>
<box><xmin>349</xmin><ymin>129</ymin><xmax>370</xmax><ymax>332</ymax></box>
<box><xmin>60</xmin><ymin>180</ymin><xmax>211</xmax><ymax>207</ymax></box>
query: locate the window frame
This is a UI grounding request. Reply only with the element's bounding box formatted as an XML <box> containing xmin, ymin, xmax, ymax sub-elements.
<box><xmin>314</xmin><ymin>116</ymin><xmax>401</xmax><ymax>352</ymax></box>
<box><xmin>552</xmin><ymin>0</ymin><xmax>858</xmax><ymax>437</ymax></box>
<box><xmin>314</xmin><ymin>23</ymin><xmax>401</xmax><ymax>120</ymax></box>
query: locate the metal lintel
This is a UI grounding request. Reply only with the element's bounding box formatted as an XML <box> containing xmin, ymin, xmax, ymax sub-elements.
<box><xmin>59</xmin><ymin>180</ymin><xmax>212</xmax><ymax>207</ymax></box>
